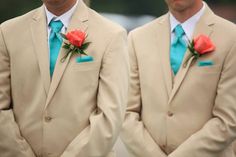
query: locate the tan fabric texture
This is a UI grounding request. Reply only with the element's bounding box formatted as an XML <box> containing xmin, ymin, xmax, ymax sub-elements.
<box><xmin>0</xmin><ymin>1</ymin><xmax>129</xmax><ymax>157</ymax></box>
<box><xmin>121</xmin><ymin>4</ymin><xmax>236</xmax><ymax>157</ymax></box>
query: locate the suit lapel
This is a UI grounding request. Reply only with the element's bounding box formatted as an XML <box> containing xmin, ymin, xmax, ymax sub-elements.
<box><xmin>154</xmin><ymin>14</ymin><xmax>173</xmax><ymax>97</ymax></box>
<box><xmin>168</xmin><ymin>5</ymin><xmax>215</xmax><ymax>104</ymax></box>
<box><xmin>45</xmin><ymin>0</ymin><xmax>89</xmax><ymax>108</ymax></box>
<box><xmin>30</xmin><ymin>6</ymin><xmax>51</xmax><ymax>95</ymax></box>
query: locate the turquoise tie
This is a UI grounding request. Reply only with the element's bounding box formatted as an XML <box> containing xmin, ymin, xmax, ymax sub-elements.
<box><xmin>170</xmin><ymin>25</ymin><xmax>187</xmax><ymax>75</ymax></box>
<box><xmin>49</xmin><ymin>20</ymin><xmax>63</xmax><ymax>77</ymax></box>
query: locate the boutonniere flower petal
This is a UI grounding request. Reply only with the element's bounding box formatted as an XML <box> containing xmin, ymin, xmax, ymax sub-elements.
<box><xmin>61</xmin><ymin>29</ymin><xmax>91</xmax><ymax>62</ymax></box>
<box><xmin>184</xmin><ymin>35</ymin><xmax>215</xmax><ymax>66</ymax></box>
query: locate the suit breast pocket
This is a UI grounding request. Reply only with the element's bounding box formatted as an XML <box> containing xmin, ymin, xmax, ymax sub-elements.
<box><xmin>72</xmin><ymin>61</ymin><xmax>100</xmax><ymax>71</ymax></box>
<box><xmin>193</xmin><ymin>64</ymin><xmax>222</xmax><ymax>74</ymax></box>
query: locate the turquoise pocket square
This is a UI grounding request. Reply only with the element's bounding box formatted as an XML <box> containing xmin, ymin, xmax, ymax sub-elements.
<box><xmin>76</xmin><ymin>56</ymin><xmax>93</xmax><ymax>63</ymax></box>
<box><xmin>198</xmin><ymin>60</ymin><xmax>214</xmax><ymax>67</ymax></box>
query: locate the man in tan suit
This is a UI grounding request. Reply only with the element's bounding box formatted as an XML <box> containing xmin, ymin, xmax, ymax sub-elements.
<box><xmin>0</xmin><ymin>0</ymin><xmax>129</xmax><ymax>156</ymax></box>
<box><xmin>121</xmin><ymin>0</ymin><xmax>236</xmax><ymax>157</ymax></box>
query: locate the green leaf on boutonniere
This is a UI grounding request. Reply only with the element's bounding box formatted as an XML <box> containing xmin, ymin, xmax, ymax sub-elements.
<box><xmin>78</xmin><ymin>49</ymin><xmax>87</xmax><ymax>56</ymax></box>
<box><xmin>188</xmin><ymin>40</ymin><xmax>199</xmax><ymax>58</ymax></box>
<box><xmin>81</xmin><ymin>42</ymin><xmax>91</xmax><ymax>50</ymax></box>
<box><xmin>188</xmin><ymin>41</ymin><xmax>194</xmax><ymax>54</ymax></box>
<box><xmin>60</xmin><ymin>33</ymin><xmax>67</xmax><ymax>40</ymax></box>
<box><xmin>63</xmin><ymin>43</ymin><xmax>70</xmax><ymax>49</ymax></box>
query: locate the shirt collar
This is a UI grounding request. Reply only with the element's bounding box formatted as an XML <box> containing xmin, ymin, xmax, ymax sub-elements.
<box><xmin>44</xmin><ymin>0</ymin><xmax>78</xmax><ymax>29</ymax></box>
<box><xmin>170</xmin><ymin>2</ymin><xmax>206</xmax><ymax>40</ymax></box>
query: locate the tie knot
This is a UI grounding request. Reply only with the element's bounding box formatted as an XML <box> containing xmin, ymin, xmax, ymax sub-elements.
<box><xmin>174</xmin><ymin>25</ymin><xmax>185</xmax><ymax>38</ymax></box>
<box><xmin>49</xmin><ymin>20</ymin><xmax>63</xmax><ymax>33</ymax></box>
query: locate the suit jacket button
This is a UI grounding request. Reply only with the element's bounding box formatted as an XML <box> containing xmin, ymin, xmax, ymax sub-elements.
<box><xmin>45</xmin><ymin>116</ymin><xmax>52</xmax><ymax>122</ymax></box>
<box><xmin>167</xmin><ymin>111</ymin><xmax>174</xmax><ymax>117</ymax></box>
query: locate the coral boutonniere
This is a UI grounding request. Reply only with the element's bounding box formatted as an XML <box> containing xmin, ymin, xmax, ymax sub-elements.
<box><xmin>185</xmin><ymin>35</ymin><xmax>215</xmax><ymax>66</ymax></box>
<box><xmin>61</xmin><ymin>29</ymin><xmax>91</xmax><ymax>62</ymax></box>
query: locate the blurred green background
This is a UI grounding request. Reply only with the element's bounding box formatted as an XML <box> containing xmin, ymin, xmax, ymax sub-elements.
<box><xmin>0</xmin><ymin>0</ymin><xmax>236</xmax><ymax>23</ymax></box>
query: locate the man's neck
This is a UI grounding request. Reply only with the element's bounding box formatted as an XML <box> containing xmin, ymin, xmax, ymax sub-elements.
<box><xmin>170</xmin><ymin>2</ymin><xmax>203</xmax><ymax>23</ymax></box>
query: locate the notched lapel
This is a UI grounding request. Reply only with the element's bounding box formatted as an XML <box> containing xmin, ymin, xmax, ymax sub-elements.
<box><xmin>45</xmin><ymin>0</ymin><xmax>89</xmax><ymax>108</ymax></box>
<box><xmin>154</xmin><ymin>14</ymin><xmax>173</xmax><ymax>97</ymax></box>
<box><xmin>30</xmin><ymin>6</ymin><xmax>51</xmax><ymax>95</ymax></box>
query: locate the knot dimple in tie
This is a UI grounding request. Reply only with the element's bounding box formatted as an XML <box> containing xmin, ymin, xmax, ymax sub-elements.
<box><xmin>174</xmin><ymin>24</ymin><xmax>185</xmax><ymax>38</ymax></box>
<box><xmin>49</xmin><ymin>20</ymin><xmax>63</xmax><ymax>33</ymax></box>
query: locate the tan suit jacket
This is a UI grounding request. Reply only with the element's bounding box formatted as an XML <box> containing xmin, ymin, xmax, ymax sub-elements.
<box><xmin>121</xmin><ymin>4</ymin><xmax>236</xmax><ymax>157</ymax></box>
<box><xmin>0</xmin><ymin>1</ymin><xmax>129</xmax><ymax>157</ymax></box>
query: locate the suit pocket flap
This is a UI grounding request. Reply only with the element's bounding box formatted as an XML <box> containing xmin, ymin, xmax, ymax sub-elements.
<box><xmin>73</xmin><ymin>61</ymin><xmax>100</xmax><ymax>71</ymax></box>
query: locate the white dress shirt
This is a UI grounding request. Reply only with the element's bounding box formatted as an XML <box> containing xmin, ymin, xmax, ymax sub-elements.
<box><xmin>170</xmin><ymin>2</ymin><xmax>206</xmax><ymax>44</ymax></box>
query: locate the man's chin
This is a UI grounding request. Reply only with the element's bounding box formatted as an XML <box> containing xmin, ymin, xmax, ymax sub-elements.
<box><xmin>171</xmin><ymin>4</ymin><xmax>187</xmax><ymax>12</ymax></box>
<box><xmin>43</xmin><ymin>0</ymin><xmax>67</xmax><ymax>6</ymax></box>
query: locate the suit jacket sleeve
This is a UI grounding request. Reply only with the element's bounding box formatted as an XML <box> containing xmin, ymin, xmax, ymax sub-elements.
<box><xmin>61</xmin><ymin>29</ymin><xmax>129</xmax><ymax>157</ymax></box>
<box><xmin>169</xmin><ymin>41</ymin><xmax>236</xmax><ymax>157</ymax></box>
<box><xmin>120</xmin><ymin>32</ymin><xmax>167</xmax><ymax>157</ymax></box>
<box><xmin>0</xmin><ymin>27</ymin><xmax>36</xmax><ymax>157</ymax></box>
